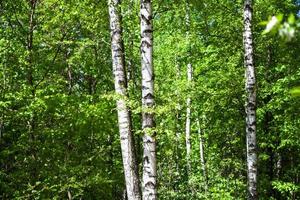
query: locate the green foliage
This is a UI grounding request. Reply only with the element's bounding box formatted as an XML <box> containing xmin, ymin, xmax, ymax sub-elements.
<box><xmin>0</xmin><ymin>0</ymin><xmax>299</xmax><ymax>199</ymax></box>
<box><xmin>263</xmin><ymin>13</ymin><xmax>300</xmax><ymax>41</ymax></box>
<box><xmin>291</xmin><ymin>86</ymin><xmax>300</xmax><ymax>96</ymax></box>
<box><xmin>272</xmin><ymin>181</ymin><xmax>300</xmax><ymax>199</ymax></box>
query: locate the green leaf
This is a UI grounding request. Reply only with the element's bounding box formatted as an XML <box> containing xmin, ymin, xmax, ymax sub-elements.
<box><xmin>290</xmin><ymin>86</ymin><xmax>300</xmax><ymax>97</ymax></box>
<box><xmin>288</xmin><ymin>14</ymin><xmax>295</xmax><ymax>25</ymax></box>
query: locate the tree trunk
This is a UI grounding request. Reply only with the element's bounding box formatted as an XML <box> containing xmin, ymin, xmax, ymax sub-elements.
<box><xmin>185</xmin><ymin>0</ymin><xmax>192</xmax><ymax>174</ymax></box>
<box><xmin>175</xmin><ymin>57</ymin><xmax>181</xmax><ymax>178</ymax></box>
<box><xmin>108</xmin><ymin>1</ymin><xmax>141</xmax><ymax>199</ymax></box>
<box><xmin>196</xmin><ymin>118</ymin><xmax>208</xmax><ymax>192</ymax></box>
<box><xmin>243</xmin><ymin>0</ymin><xmax>258</xmax><ymax>199</ymax></box>
<box><xmin>185</xmin><ymin>63</ymin><xmax>192</xmax><ymax>173</ymax></box>
<box><xmin>27</xmin><ymin>0</ymin><xmax>38</xmax><ymax>183</ymax></box>
<box><xmin>140</xmin><ymin>0</ymin><xmax>157</xmax><ymax>199</ymax></box>
<box><xmin>0</xmin><ymin>119</ymin><xmax>3</xmax><ymax>139</ymax></box>
<box><xmin>64</xmin><ymin>50</ymin><xmax>73</xmax><ymax>95</ymax></box>
<box><xmin>126</xmin><ymin>0</ymin><xmax>135</xmax><ymax>84</ymax></box>
<box><xmin>276</xmin><ymin>153</ymin><xmax>282</xmax><ymax>178</ymax></box>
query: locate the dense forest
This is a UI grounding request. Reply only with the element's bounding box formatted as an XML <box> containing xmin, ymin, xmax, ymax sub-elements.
<box><xmin>0</xmin><ymin>0</ymin><xmax>300</xmax><ymax>199</ymax></box>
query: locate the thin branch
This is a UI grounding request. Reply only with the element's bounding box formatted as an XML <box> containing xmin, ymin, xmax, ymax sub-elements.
<box><xmin>34</xmin><ymin>33</ymin><xmax>67</xmax><ymax>89</ymax></box>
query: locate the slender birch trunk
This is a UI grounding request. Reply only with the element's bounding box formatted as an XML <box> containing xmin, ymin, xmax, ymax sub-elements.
<box><xmin>126</xmin><ymin>0</ymin><xmax>135</xmax><ymax>84</ymax></box>
<box><xmin>276</xmin><ymin>153</ymin><xmax>282</xmax><ymax>178</ymax></box>
<box><xmin>0</xmin><ymin>118</ymin><xmax>3</xmax><ymax>139</ymax></box>
<box><xmin>140</xmin><ymin>0</ymin><xmax>157</xmax><ymax>199</ymax></box>
<box><xmin>243</xmin><ymin>0</ymin><xmax>258</xmax><ymax>199</ymax></box>
<box><xmin>185</xmin><ymin>0</ymin><xmax>192</xmax><ymax>174</ymax></box>
<box><xmin>108</xmin><ymin>1</ymin><xmax>141</xmax><ymax>199</ymax></box>
<box><xmin>27</xmin><ymin>0</ymin><xmax>36</xmax><ymax>136</ymax></box>
<box><xmin>175</xmin><ymin>57</ymin><xmax>181</xmax><ymax>176</ymax></box>
<box><xmin>196</xmin><ymin>118</ymin><xmax>208</xmax><ymax>192</ymax></box>
<box><xmin>27</xmin><ymin>0</ymin><xmax>38</xmax><ymax>183</ymax></box>
<box><xmin>185</xmin><ymin>63</ymin><xmax>192</xmax><ymax>172</ymax></box>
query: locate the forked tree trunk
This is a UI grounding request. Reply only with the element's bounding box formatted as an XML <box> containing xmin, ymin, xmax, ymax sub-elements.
<box><xmin>243</xmin><ymin>0</ymin><xmax>258</xmax><ymax>199</ymax></box>
<box><xmin>108</xmin><ymin>1</ymin><xmax>141</xmax><ymax>199</ymax></box>
<box><xmin>140</xmin><ymin>0</ymin><xmax>157</xmax><ymax>199</ymax></box>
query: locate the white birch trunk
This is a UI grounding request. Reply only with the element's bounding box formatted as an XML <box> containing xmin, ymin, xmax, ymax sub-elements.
<box><xmin>185</xmin><ymin>63</ymin><xmax>192</xmax><ymax>172</ymax></box>
<box><xmin>243</xmin><ymin>0</ymin><xmax>258</xmax><ymax>199</ymax></box>
<box><xmin>185</xmin><ymin>0</ymin><xmax>192</xmax><ymax>174</ymax></box>
<box><xmin>276</xmin><ymin>153</ymin><xmax>282</xmax><ymax>178</ymax></box>
<box><xmin>175</xmin><ymin>58</ymin><xmax>181</xmax><ymax>174</ymax></box>
<box><xmin>108</xmin><ymin>1</ymin><xmax>141</xmax><ymax>199</ymax></box>
<box><xmin>140</xmin><ymin>0</ymin><xmax>157</xmax><ymax>199</ymax></box>
<box><xmin>126</xmin><ymin>0</ymin><xmax>135</xmax><ymax>83</ymax></box>
<box><xmin>196</xmin><ymin>118</ymin><xmax>207</xmax><ymax>192</ymax></box>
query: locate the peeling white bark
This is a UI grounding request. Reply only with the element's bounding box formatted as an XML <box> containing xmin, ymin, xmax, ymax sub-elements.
<box><xmin>108</xmin><ymin>1</ymin><xmax>141</xmax><ymax>199</ymax></box>
<box><xmin>243</xmin><ymin>0</ymin><xmax>258</xmax><ymax>199</ymax></box>
<box><xmin>140</xmin><ymin>0</ymin><xmax>157</xmax><ymax>199</ymax></box>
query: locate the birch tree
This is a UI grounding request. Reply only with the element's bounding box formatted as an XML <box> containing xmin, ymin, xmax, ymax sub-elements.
<box><xmin>140</xmin><ymin>0</ymin><xmax>157</xmax><ymax>199</ymax></box>
<box><xmin>108</xmin><ymin>0</ymin><xmax>141</xmax><ymax>199</ymax></box>
<box><xmin>27</xmin><ymin>0</ymin><xmax>38</xmax><ymax>182</ymax></box>
<box><xmin>243</xmin><ymin>0</ymin><xmax>258</xmax><ymax>199</ymax></box>
<box><xmin>185</xmin><ymin>0</ymin><xmax>192</xmax><ymax>174</ymax></box>
<box><xmin>196</xmin><ymin>117</ymin><xmax>208</xmax><ymax>192</ymax></box>
<box><xmin>185</xmin><ymin>63</ymin><xmax>192</xmax><ymax>173</ymax></box>
<box><xmin>2</xmin><ymin>0</ymin><xmax>300</xmax><ymax>199</ymax></box>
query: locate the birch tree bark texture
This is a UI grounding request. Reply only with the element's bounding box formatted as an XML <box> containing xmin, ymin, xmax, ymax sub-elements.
<box><xmin>108</xmin><ymin>1</ymin><xmax>141</xmax><ymax>199</ymax></box>
<box><xmin>140</xmin><ymin>0</ymin><xmax>157</xmax><ymax>199</ymax></box>
<box><xmin>243</xmin><ymin>0</ymin><xmax>258</xmax><ymax>199</ymax></box>
<box><xmin>185</xmin><ymin>0</ymin><xmax>192</xmax><ymax>174</ymax></box>
<box><xmin>196</xmin><ymin>118</ymin><xmax>208</xmax><ymax>192</ymax></box>
<box><xmin>185</xmin><ymin>63</ymin><xmax>192</xmax><ymax>172</ymax></box>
